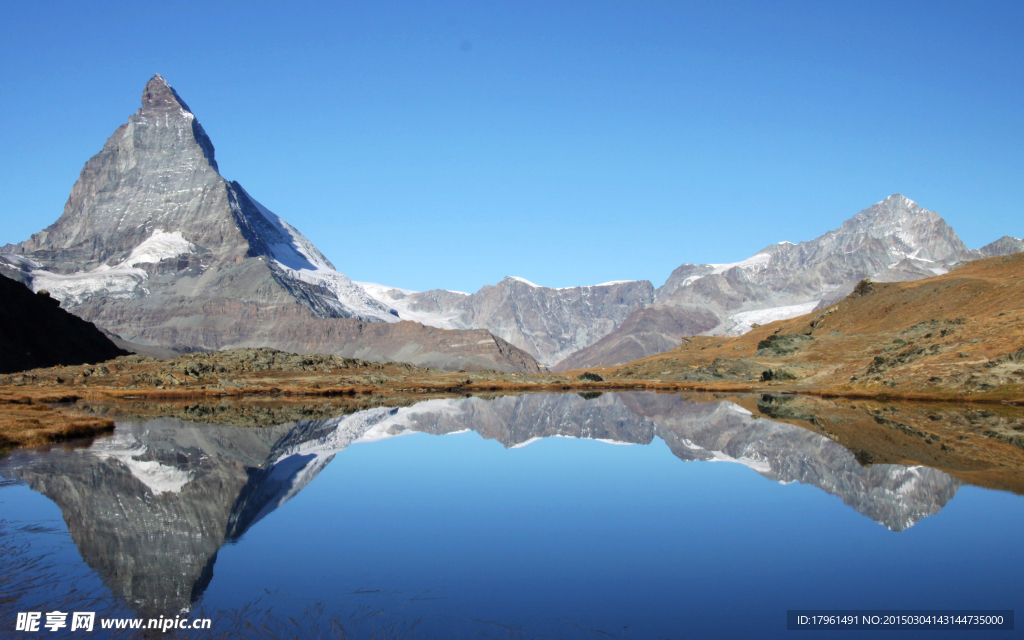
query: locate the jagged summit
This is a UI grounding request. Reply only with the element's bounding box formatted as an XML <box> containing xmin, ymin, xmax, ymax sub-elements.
<box><xmin>882</xmin><ymin>193</ymin><xmax>915</xmax><ymax>206</ymax></box>
<box><xmin>140</xmin><ymin>73</ymin><xmax>219</xmax><ymax>171</ymax></box>
<box><xmin>142</xmin><ymin>74</ymin><xmax>187</xmax><ymax>112</ymax></box>
<box><xmin>823</xmin><ymin>194</ymin><xmax>967</xmax><ymax>264</ymax></box>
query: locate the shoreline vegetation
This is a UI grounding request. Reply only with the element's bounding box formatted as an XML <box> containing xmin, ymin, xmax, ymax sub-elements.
<box><xmin>3</xmin><ymin>366</ymin><xmax>1023</xmax><ymax>495</ymax></box>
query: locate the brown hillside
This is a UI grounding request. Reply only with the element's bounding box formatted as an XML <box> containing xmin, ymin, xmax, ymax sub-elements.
<box><xmin>608</xmin><ymin>252</ymin><xmax>1024</xmax><ymax>400</ymax></box>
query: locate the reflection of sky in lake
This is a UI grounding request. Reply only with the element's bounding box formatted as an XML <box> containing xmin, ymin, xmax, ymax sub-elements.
<box><xmin>1</xmin><ymin>393</ymin><xmax>1022</xmax><ymax>639</ymax></box>
<box><xmin>213</xmin><ymin>432</ymin><xmax>1023</xmax><ymax>639</ymax></box>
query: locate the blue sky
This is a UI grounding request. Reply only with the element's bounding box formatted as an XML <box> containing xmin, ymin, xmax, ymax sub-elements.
<box><xmin>1</xmin><ymin>1</ymin><xmax>1021</xmax><ymax>292</ymax></box>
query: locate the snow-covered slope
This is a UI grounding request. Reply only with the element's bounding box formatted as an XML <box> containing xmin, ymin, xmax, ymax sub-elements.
<box><xmin>353</xmin><ymin>281</ymin><xmax>465</xmax><ymax>329</ymax></box>
<box><xmin>26</xmin><ymin>229</ymin><xmax>196</xmax><ymax>305</ymax></box>
<box><xmin>229</xmin><ymin>185</ymin><xmax>396</xmax><ymax>321</ymax></box>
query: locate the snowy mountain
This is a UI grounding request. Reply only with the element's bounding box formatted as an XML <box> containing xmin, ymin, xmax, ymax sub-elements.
<box><xmin>354</xmin><ymin>194</ymin><xmax>1019</xmax><ymax>370</ymax></box>
<box><xmin>3</xmin><ymin>75</ymin><xmax>391</xmax><ymax>321</ymax></box>
<box><xmin>554</xmin><ymin>195</ymin><xmax>1022</xmax><ymax>370</ymax></box>
<box><xmin>0</xmin><ymin>75</ymin><xmax>540</xmax><ymax>373</ymax></box>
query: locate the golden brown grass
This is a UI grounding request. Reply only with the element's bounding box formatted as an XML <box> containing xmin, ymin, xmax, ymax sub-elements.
<box><xmin>600</xmin><ymin>252</ymin><xmax>1024</xmax><ymax>403</ymax></box>
<box><xmin>0</xmin><ymin>391</ymin><xmax>114</xmax><ymax>450</ymax></box>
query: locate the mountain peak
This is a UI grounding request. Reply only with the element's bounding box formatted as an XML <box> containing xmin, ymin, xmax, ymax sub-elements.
<box><xmin>137</xmin><ymin>74</ymin><xmax>218</xmax><ymax>172</ymax></box>
<box><xmin>858</xmin><ymin>193</ymin><xmax>933</xmax><ymax>223</ymax></box>
<box><xmin>141</xmin><ymin>73</ymin><xmax>193</xmax><ymax>114</ymax></box>
<box><xmin>881</xmin><ymin>193</ymin><xmax>917</xmax><ymax>208</ymax></box>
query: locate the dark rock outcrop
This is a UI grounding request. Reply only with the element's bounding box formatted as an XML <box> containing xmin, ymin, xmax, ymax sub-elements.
<box><xmin>0</xmin><ymin>273</ymin><xmax>128</xmax><ymax>373</ymax></box>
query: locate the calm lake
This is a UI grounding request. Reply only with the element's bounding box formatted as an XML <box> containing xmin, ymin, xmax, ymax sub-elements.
<box><xmin>1</xmin><ymin>392</ymin><xmax>1021</xmax><ymax>639</ymax></box>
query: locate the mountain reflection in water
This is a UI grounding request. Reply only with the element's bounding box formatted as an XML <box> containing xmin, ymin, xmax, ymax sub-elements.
<box><xmin>0</xmin><ymin>392</ymin><xmax>960</xmax><ymax>619</ymax></box>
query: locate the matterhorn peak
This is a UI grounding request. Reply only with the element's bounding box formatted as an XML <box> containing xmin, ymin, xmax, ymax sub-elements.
<box><xmin>136</xmin><ymin>74</ymin><xmax>219</xmax><ymax>172</ymax></box>
<box><xmin>141</xmin><ymin>73</ymin><xmax>192</xmax><ymax>114</ymax></box>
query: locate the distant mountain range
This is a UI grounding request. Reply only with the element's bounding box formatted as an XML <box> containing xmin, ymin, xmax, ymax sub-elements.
<box><xmin>1</xmin><ymin>75</ymin><xmax>1020</xmax><ymax>371</ymax></box>
<box><xmin>360</xmin><ymin>193</ymin><xmax>1021</xmax><ymax>369</ymax></box>
<box><xmin>554</xmin><ymin>195</ymin><xmax>1023</xmax><ymax>370</ymax></box>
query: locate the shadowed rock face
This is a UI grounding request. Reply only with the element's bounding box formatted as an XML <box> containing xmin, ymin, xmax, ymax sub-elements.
<box><xmin>551</xmin><ymin>305</ymin><xmax>719</xmax><ymax>371</ymax></box>
<box><xmin>0</xmin><ymin>75</ymin><xmax>540</xmax><ymax>374</ymax></box>
<box><xmin>0</xmin><ymin>394</ymin><xmax>961</xmax><ymax>617</ymax></box>
<box><xmin>0</xmin><ymin>273</ymin><xmax>128</xmax><ymax>373</ymax></box>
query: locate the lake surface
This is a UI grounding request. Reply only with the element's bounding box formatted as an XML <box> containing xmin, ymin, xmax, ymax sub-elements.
<box><xmin>1</xmin><ymin>392</ymin><xmax>1021</xmax><ymax>638</ymax></box>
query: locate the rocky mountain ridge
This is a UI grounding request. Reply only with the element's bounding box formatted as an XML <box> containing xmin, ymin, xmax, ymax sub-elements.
<box><xmin>358</xmin><ymin>277</ymin><xmax>655</xmax><ymax>367</ymax></box>
<box><xmin>553</xmin><ymin>195</ymin><xmax>1022</xmax><ymax>370</ymax></box>
<box><xmin>356</xmin><ymin>194</ymin><xmax>1019</xmax><ymax>370</ymax></box>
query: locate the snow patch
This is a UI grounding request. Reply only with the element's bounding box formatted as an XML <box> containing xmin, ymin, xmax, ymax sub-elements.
<box><xmin>508</xmin><ymin>276</ymin><xmax>541</xmax><ymax>287</ymax></box>
<box><xmin>31</xmin><ymin>267</ymin><xmax>148</xmax><ymax>305</ymax></box>
<box><xmin>593</xmin><ymin>280</ymin><xmax>638</xmax><ymax>287</ymax></box>
<box><xmin>727</xmin><ymin>404</ymin><xmax>753</xmax><ymax>416</ymax></box>
<box><xmin>90</xmin><ymin>434</ymin><xmax>194</xmax><ymax>495</ymax></box>
<box><xmin>510</xmin><ymin>436</ymin><xmax>544</xmax><ymax>449</ymax></box>
<box><xmin>680</xmin><ymin>438</ymin><xmax>771</xmax><ymax>474</ymax></box>
<box><xmin>0</xmin><ymin>254</ymin><xmax>41</xmax><ymax>270</ymax></box>
<box><xmin>30</xmin><ymin>229</ymin><xmax>196</xmax><ymax>305</ymax></box>
<box><xmin>353</xmin><ymin>281</ymin><xmax>417</xmax><ymax>300</ymax></box>
<box><xmin>708</xmin><ymin>252</ymin><xmax>772</xmax><ymax>275</ymax></box>
<box><xmin>677</xmin><ymin>252</ymin><xmax>775</xmax><ymax>291</ymax></box>
<box><xmin>723</xmin><ymin>300</ymin><xmax>821</xmax><ymax>335</ymax></box>
<box><xmin>353</xmin><ymin>280</ymin><xmax>465</xmax><ymax>329</ymax></box>
<box><xmin>112</xmin><ymin>230</ymin><xmax>194</xmax><ymax>268</ymax></box>
<box><xmin>119</xmin><ymin>458</ymin><xmax>195</xmax><ymax>495</ymax></box>
<box><xmin>680</xmin><ymin>275</ymin><xmax>705</xmax><ymax>287</ymax></box>
<box><xmin>511</xmin><ymin>434</ymin><xmax>632</xmax><ymax>448</ymax></box>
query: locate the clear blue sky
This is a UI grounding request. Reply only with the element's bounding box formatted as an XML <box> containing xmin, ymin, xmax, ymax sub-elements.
<box><xmin>1</xmin><ymin>1</ymin><xmax>1021</xmax><ymax>292</ymax></box>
